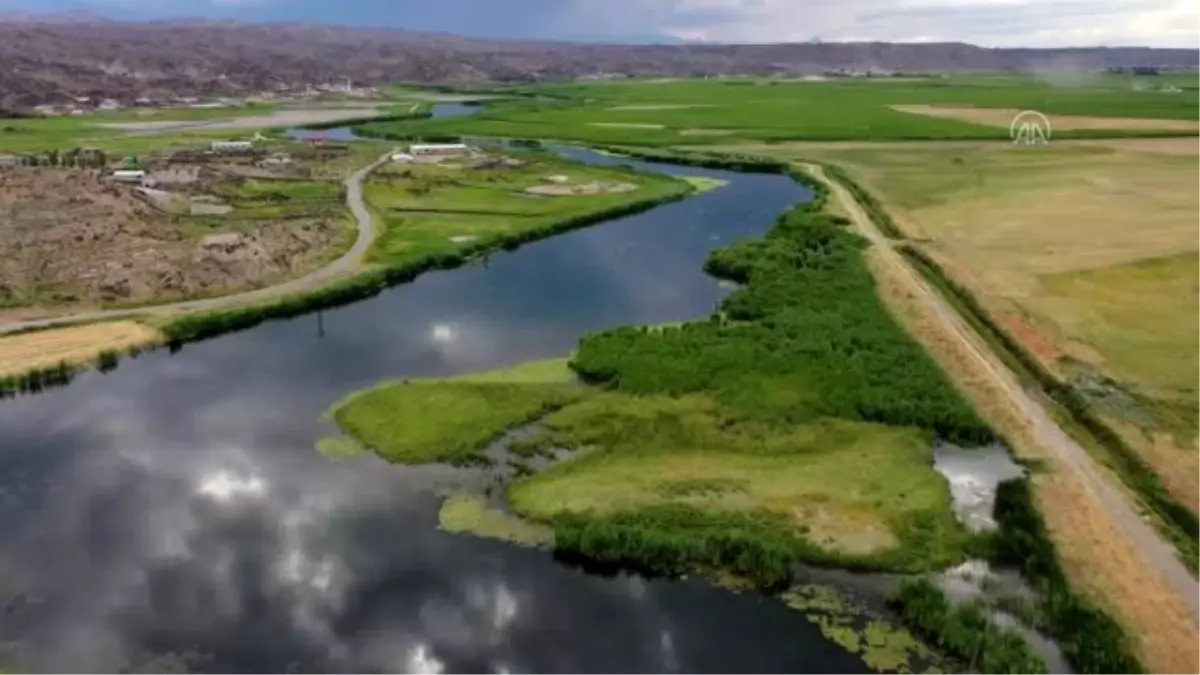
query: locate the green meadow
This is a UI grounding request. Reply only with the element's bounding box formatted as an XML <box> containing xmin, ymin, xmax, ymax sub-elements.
<box><xmin>357</xmin><ymin>76</ymin><xmax>1199</xmax><ymax>146</ymax></box>
<box><xmin>362</xmin><ymin>149</ymin><xmax>692</xmax><ymax>264</ymax></box>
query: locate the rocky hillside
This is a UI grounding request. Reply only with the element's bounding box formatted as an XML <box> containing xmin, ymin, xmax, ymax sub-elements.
<box><xmin>1</xmin><ymin>17</ymin><xmax>1196</xmax><ymax>108</ymax></box>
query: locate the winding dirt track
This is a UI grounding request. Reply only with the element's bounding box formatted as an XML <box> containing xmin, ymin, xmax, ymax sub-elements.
<box><xmin>0</xmin><ymin>148</ymin><xmax>395</xmax><ymax>337</ymax></box>
<box><xmin>804</xmin><ymin>163</ymin><xmax>1199</xmax><ymax>624</ymax></box>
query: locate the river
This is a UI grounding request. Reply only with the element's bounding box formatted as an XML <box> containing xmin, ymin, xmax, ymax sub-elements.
<box><xmin>284</xmin><ymin>102</ymin><xmax>482</xmax><ymax>141</ymax></box>
<box><xmin>0</xmin><ymin>113</ymin><xmax>881</xmax><ymax>672</ymax></box>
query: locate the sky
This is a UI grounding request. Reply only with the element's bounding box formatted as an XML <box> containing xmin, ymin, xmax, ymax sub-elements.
<box><xmin>1</xmin><ymin>0</ymin><xmax>1196</xmax><ymax>48</ymax></box>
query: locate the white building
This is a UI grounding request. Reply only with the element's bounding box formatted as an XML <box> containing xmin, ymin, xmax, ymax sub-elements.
<box><xmin>409</xmin><ymin>143</ymin><xmax>470</xmax><ymax>157</ymax></box>
<box><xmin>111</xmin><ymin>169</ymin><xmax>147</xmax><ymax>183</ymax></box>
<box><xmin>210</xmin><ymin>141</ymin><xmax>255</xmax><ymax>154</ymax></box>
<box><xmin>390</xmin><ymin>152</ymin><xmax>414</xmax><ymax>163</ymax></box>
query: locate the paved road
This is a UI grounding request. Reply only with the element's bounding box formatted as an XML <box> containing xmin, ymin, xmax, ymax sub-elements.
<box><xmin>805</xmin><ymin>164</ymin><xmax>1200</xmax><ymax>623</ymax></box>
<box><xmin>0</xmin><ymin>148</ymin><xmax>395</xmax><ymax>336</ymax></box>
<box><xmin>101</xmin><ymin>107</ymin><xmax>388</xmax><ymax>135</ymax></box>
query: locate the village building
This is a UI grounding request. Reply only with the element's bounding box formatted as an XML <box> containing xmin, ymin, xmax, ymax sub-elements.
<box><xmin>210</xmin><ymin>140</ymin><xmax>255</xmax><ymax>154</ymax></box>
<box><xmin>111</xmin><ymin>169</ymin><xmax>147</xmax><ymax>183</ymax></box>
<box><xmin>409</xmin><ymin>143</ymin><xmax>471</xmax><ymax>157</ymax></box>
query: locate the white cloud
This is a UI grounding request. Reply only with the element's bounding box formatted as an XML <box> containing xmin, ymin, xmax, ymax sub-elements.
<box><xmin>557</xmin><ymin>0</ymin><xmax>1199</xmax><ymax>47</ymax></box>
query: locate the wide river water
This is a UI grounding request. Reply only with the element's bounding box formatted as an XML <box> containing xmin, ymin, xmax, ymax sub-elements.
<box><xmin>0</xmin><ymin>120</ymin><xmax>882</xmax><ymax>672</ymax></box>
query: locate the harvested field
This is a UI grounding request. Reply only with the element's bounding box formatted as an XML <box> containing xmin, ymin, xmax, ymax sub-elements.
<box><xmin>891</xmin><ymin>104</ymin><xmax>1200</xmax><ymax>131</ymax></box>
<box><xmin>0</xmin><ymin>167</ymin><xmax>345</xmax><ymax>308</ymax></box>
<box><xmin>0</xmin><ymin>320</ymin><xmax>158</xmax><ymax>376</ymax></box>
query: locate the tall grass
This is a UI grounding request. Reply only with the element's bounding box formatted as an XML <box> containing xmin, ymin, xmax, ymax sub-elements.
<box><xmin>992</xmin><ymin>478</ymin><xmax>1144</xmax><ymax>673</ymax></box>
<box><xmin>890</xmin><ymin>578</ymin><xmax>1048</xmax><ymax>674</ymax></box>
<box><xmin>0</xmin><ymin>361</ymin><xmax>77</xmax><ymax>398</ymax></box>
<box><xmin>552</xmin><ymin>505</ymin><xmax>810</xmax><ymax>588</ymax></box>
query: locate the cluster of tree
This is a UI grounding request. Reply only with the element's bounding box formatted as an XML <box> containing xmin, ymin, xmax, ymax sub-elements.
<box><xmin>571</xmin><ymin>199</ymin><xmax>995</xmax><ymax>445</ymax></box>
<box><xmin>890</xmin><ymin>578</ymin><xmax>1048</xmax><ymax>674</ymax></box>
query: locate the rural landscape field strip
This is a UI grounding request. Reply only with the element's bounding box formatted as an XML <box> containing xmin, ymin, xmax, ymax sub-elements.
<box><xmin>357</xmin><ymin>77</ymin><xmax>1200</xmax><ymax>147</ymax></box>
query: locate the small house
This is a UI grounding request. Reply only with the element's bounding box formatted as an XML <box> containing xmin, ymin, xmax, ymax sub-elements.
<box><xmin>409</xmin><ymin>143</ymin><xmax>470</xmax><ymax>157</ymax></box>
<box><xmin>210</xmin><ymin>140</ymin><xmax>255</xmax><ymax>154</ymax></box>
<box><xmin>111</xmin><ymin>169</ymin><xmax>147</xmax><ymax>183</ymax></box>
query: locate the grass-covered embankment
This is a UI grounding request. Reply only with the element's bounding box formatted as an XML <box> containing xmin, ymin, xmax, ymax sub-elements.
<box><xmin>0</xmin><ymin>319</ymin><xmax>160</xmax><ymax>398</ymax></box>
<box><xmin>899</xmin><ymin>243</ymin><xmax>1199</xmax><ymax>569</ymax></box>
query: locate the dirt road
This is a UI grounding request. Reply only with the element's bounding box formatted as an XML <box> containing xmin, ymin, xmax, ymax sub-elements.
<box><xmin>100</xmin><ymin>107</ymin><xmax>388</xmax><ymax>135</ymax></box>
<box><xmin>805</xmin><ymin>163</ymin><xmax>1200</xmax><ymax>623</ymax></box>
<box><xmin>0</xmin><ymin>148</ymin><xmax>395</xmax><ymax>336</ymax></box>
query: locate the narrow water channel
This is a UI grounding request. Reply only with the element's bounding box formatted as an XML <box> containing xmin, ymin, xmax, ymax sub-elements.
<box><xmin>0</xmin><ymin>132</ymin><xmax>882</xmax><ymax>672</ymax></box>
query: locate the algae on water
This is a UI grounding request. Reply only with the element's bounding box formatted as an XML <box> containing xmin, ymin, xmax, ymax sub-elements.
<box><xmin>782</xmin><ymin>584</ymin><xmax>941</xmax><ymax>674</ymax></box>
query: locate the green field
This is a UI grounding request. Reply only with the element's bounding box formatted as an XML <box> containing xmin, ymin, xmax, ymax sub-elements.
<box><xmin>356</xmin><ymin>76</ymin><xmax>1199</xmax><ymax>146</ymax></box>
<box><xmin>363</xmin><ymin>149</ymin><xmax>693</xmax><ymax>264</ymax></box>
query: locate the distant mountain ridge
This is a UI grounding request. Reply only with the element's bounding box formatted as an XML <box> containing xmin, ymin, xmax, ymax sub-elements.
<box><xmin>1</xmin><ymin>17</ymin><xmax>1196</xmax><ymax>108</ymax></box>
